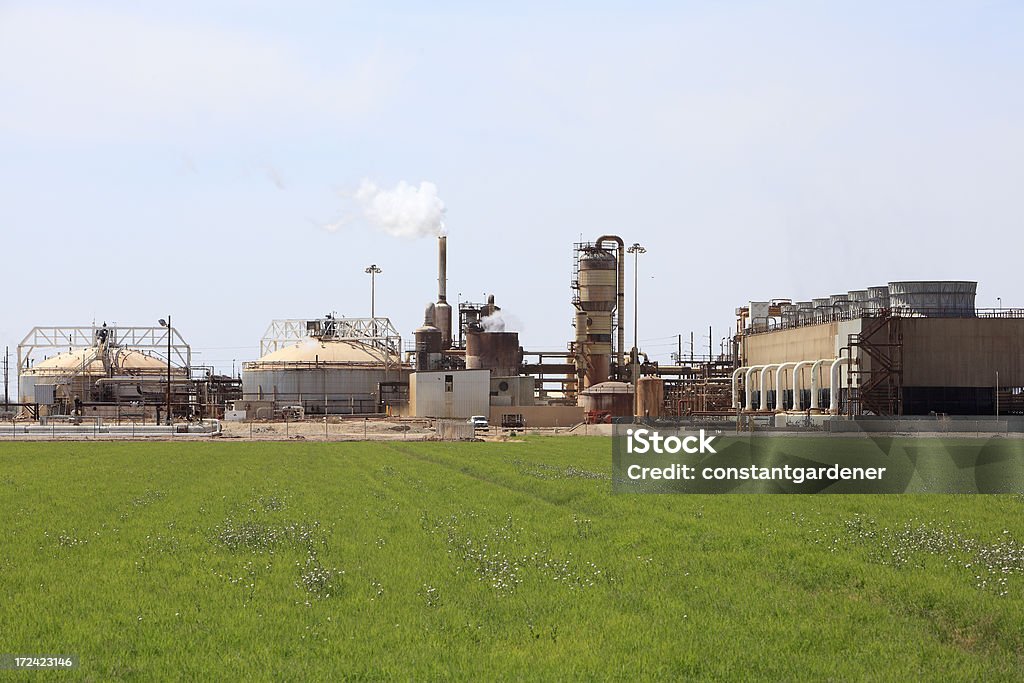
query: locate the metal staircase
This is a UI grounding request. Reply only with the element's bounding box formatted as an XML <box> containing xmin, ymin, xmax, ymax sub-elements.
<box><xmin>850</xmin><ymin>312</ymin><xmax>903</xmax><ymax>415</ymax></box>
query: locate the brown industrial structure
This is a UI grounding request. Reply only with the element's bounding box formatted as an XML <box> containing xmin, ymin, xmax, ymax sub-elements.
<box><xmin>13</xmin><ymin>233</ymin><xmax>1022</xmax><ymax>429</ymax></box>
<box><xmin>732</xmin><ymin>282</ymin><xmax>1024</xmax><ymax>417</ymax></box>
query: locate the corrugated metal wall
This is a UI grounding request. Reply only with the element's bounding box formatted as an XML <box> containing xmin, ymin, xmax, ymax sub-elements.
<box><xmin>410</xmin><ymin>370</ymin><xmax>490</xmax><ymax>418</ymax></box>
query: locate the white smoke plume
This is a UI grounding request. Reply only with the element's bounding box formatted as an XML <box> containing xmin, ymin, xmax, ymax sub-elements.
<box><xmin>351</xmin><ymin>179</ymin><xmax>446</xmax><ymax>238</ymax></box>
<box><xmin>481</xmin><ymin>312</ymin><xmax>506</xmax><ymax>332</ymax></box>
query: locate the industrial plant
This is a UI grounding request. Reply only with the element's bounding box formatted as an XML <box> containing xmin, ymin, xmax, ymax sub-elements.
<box><xmin>14</xmin><ymin>322</ymin><xmax>240</xmax><ymax>422</ymax></box>
<box><xmin>6</xmin><ymin>233</ymin><xmax>1022</xmax><ymax>429</ymax></box>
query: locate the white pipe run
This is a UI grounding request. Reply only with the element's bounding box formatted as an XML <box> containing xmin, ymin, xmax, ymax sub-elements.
<box><xmin>809</xmin><ymin>359</ymin><xmax>829</xmax><ymax>411</ymax></box>
<box><xmin>731</xmin><ymin>367</ymin><xmax>746</xmax><ymax>409</ymax></box>
<box><xmin>744</xmin><ymin>366</ymin><xmax>764</xmax><ymax>411</ymax></box>
<box><xmin>790</xmin><ymin>360</ymin><xmax>815</xmax><ymax>411</ymax></box>
<box><xmin>774</xmin><ymin>362</ymin><xmax>797</xmax><ymax>412</ymax></box>
<box><xmin>759</xmin><ymin>365</ymin><xmax>781</xmax><ymax>411</ymax></box>
<box><xmin>829</xmin><ymin>357</ymin><xmax>854</xmax><ymax>414</ymax></box>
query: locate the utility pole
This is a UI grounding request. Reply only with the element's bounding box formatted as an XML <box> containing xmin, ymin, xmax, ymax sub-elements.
<box><xmin>690</xmin><ymin>331</ymin><xmax>694</xmax><ymax>364</ymax></box>
<box><xmin>677</xmin><ymin>335</ymin><xmax>682</xmax><ymax>365</ymax></box>
<box><xmin>3</xmin><ymin>346</ymin><xmax>8</xmax><ymax>406</ymax></box>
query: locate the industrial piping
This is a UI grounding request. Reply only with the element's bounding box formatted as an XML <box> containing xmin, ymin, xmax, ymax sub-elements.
<box><xmin>744</xmin><ymin>365</ymin><xmax>764</xmax><ymax>411</ymax></box>
<box><xmin>829</xmin><ymin>357</ymin><xmax>854</xmax><ymax>414</ymax></box>
<box><xmin>790</xmin><ymin>360</ymin><xmax>815</xmax><ymax>410</ymax></box>
<box><xmin>731</xmin><ymin>367</ymin><xmax>746</xmax><ymax>409</ymax></box>
<box><xmin>773</xmin><ymin>362</ymin><xmax>798</xmax><ymax>412</ymax></box>
<box><xmin>759</xmin><ymin>364</ymin><xmax>781</xmax><ymax>411</ymax></box>
<box><xmin>809</xmin><ymin>359</ymin><xmax>829</xmax><ymax>411</ymax></box>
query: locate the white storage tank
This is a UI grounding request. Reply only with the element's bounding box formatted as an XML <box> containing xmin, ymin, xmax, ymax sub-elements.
<box><xmin>242</xmin><ymin>340</ymin><xmax>409</xmax><ymax>415</ymax></box>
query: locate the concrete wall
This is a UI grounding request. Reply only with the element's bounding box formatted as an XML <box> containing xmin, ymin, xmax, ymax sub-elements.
<box><xmin>743</xmin><ymin>323</ymin><xmax>838</xmax><ymax>366</ymax></box>
<box><xmin>410</xmin><ymin>370</ymin><xmax>490</xmax><ymax>418</ymax></box>
<box><xmin>903</xmin><ymin>318</ymin><xmax>1024</xmax><ymax>387</ymax></box>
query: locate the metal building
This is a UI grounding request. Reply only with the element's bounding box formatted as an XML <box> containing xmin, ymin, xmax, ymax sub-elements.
<box><xmin>732</xmin><ymin>280</ymin><xmax>1024</xmax><ymax>416</ymax></box>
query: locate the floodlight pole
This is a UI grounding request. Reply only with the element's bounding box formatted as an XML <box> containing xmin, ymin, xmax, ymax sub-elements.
<box><xmin>365</xmin><ymin>265</ymin><xmax>382</xmax><ymax>319</ymax></box>
<box><xmin>159</xmin><ymin>316</ymin><xmax>172</xmax><ymax>425</ymax></box>
<box><xmin>627</xmin><ymin>243</ymin><xmax>646</xmax><ymax>358</ymax></box>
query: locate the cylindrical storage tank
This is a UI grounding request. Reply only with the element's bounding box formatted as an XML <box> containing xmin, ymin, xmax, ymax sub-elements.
<box><xmin>578</xmin><ymin>248</ymin><xmax>617</xmax><ymax>311</ymax></box>
<box><xmin>828</xmin><ymin>294</ymin><xmax>849</xmax><ymax>319</ymax></box>
<box><xmin>578</xmin><ymin>381</ymin><xmax>634</xmax><ymax>417</ymax></box>
<box><xmin>847</xmin><ymin>290</ymin><xmax>868</xmax><ymax>318</ymax></box>
<box><xmin>865</xmin><ymin>286</ymin><xmax>890</xmax><ymax>314</ymax></box>
<box><xmin>414</xmin><ymin>326</ymin><xmax>443</xmax><ymax>372</ymax></box>
<box><xmin>635</xmin><ymin>376</ymin><xmax>664</xmax><ymax>417</ymax></box>
<box><xmin>887</xmin><ymin>281</ymin><xmax>977</xmax><ymax>317</ymax></box>
<box><xmin>242</xmin><ymin>340</ymin><xmax>409</xmax><ymax>415</ymax></box>
<box><xmin>812</xmin><ymin>297</ymin><xmax>829</xmax><ymax>322</ymax></box>
<box><xmin>578</xmin><ymin>247</ymin><xmax>617</xmax><ymax>388</ymax></box>
<box><xmin>466</xmin><ymin>331</ymin><xmax>522</xmax><ymax>377</ymax></box>
<box><xmin>796</xmin><ymin>301</ymin><xmax>813</xmax><ymax>324</ymax></box>
<box><xmin>779</xmin><ymin>303</ymin><xmax>797</xmax><ymax>327</ymax></box>
<box><xmin>434</xmin><ymin>301</ymin><xmax>452</xmax><ymax>351</ymax></box>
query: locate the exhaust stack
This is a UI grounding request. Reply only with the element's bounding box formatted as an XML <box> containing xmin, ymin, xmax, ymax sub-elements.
<box><xmin>435</xmin><ymin>235</ymin><xmax>452</xmax><ymax>349</ymax></box>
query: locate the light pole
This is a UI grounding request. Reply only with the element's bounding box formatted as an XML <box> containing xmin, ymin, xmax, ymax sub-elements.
<box><xmin>158</xmin><ymin>317</ymin><xmax>171</xmax><ymax>425</ymax></box>
<box><xmin>365</xmin><ymin>265</ymin><xmax>382</xmax><ymax>318</ymax></box>
<box><xmin>997</xmin><ymin>297</ymin><xmax>1002</xmax><ymax>310</ymax></box>
<box><xmin>627</xmin><ymin>243</ymin><xmax>646</xmax><ymax>357</ymax></box>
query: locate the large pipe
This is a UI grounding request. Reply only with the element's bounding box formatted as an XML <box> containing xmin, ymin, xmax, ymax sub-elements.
<box><xmin>791</xmin><ymin>360</ymin><xmax>815</xmax><ymax>410</ymax></box>
<box><xmin>809</xmin><ymin>359</ymin><xmax>829</xmax><ymax>411</ymax></box>
<box><xmin>759</xmin><ymin>364</ymin><xmax>780</xmax><ymax>411</ymax></box>
<box><xmin>438</xmin><ymin>235</ymin><xmax>447</xmax><ymax>302</ymax></box>
<box><xmin>774</xmin><ymin>362</ymin><xmax>797</xmax><ymax>412</ymax></box>
<box><xmin>829</xmin><ymin>357</ymin><xmax>854</xmax><ymax>414</ymax></box>
<box><xmin>596</xmin><ymin>235</ymin><xmax>625</xmax><ymax>378</ymax></box>
<box><xmin>731</xmin><ymin>367</ymin><xmax>747</xmax><ymax>409</ymax></box>
<box><xmin>745</xmin><ymin>368</ymin><xmax>761</xmax><ymax>411</ymax></box>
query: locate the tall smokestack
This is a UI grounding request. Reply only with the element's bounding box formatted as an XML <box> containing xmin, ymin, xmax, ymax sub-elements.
<box><xmin>438</xmin><ymin>235</ymin><xmax>447</xmax><ymax>302</ymax></box>
<box><xmin>435</xmin><ymin>235</ymin><xmax>452</xmax><ymax>349</ymax></box>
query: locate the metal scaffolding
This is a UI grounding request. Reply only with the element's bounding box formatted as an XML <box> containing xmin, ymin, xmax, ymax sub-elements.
<box><xmin>18</xmin><ymin>325</ymin><xmax>191</xmax><ymax>374</ymax></box>
<box><xmin>259</xmin><ymin>317</ymin><xmax>403</xmax><ymax>369</ymax></box>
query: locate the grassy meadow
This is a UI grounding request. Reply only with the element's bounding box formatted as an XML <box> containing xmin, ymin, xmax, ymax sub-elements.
<box><xmin>1</xmin><ymin>436</ymin><xmax>1023</xmax><ymax>680</ymax></box>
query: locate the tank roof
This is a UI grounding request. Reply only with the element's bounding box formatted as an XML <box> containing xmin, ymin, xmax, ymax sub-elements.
<box><xmin>256</xmin><ymin>339</ymin><xmax>398</xmax><ymax>365</ymax></box>
<box><xmin>26</xmin><ymin>347</ymin><xmax>175</xmax><ymax>374</ymax></box>
<box><xmin>580</xmin><ymin>381</ymin><xmax>634</xmax><ymax>395</ymax></box>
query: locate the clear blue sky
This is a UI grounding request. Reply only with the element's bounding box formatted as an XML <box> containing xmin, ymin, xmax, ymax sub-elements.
<box><xmin>2</xmin><ymin>1</ymin><xmax>1022</xmax><ymax>394</ymax></box>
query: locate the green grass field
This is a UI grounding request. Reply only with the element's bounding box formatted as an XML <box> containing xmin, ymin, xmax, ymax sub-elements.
<box><xmin>2</xmin><ymin>437</ymin><xmax>1023</xmax><ymax>680</ymax></box>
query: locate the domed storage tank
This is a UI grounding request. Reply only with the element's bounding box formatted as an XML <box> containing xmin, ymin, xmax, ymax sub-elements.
<box><xmin>242</xmin><ymin>340</ymin><xmax>409</xmax><ymax>415</ymax></box>
<box><xmin>20</xmin><ymin>346</ymin><xmax>184</xmax><ymax>410</ymax></box>
<box><xmin>579</xmin><ymin>381</ymin><xmax>634</xmax><ymax>417</ymax></box>
<box><xmin>887</xmin><ymin>281</ymin><xmax>977</xmax><ymax>317</ymax></box>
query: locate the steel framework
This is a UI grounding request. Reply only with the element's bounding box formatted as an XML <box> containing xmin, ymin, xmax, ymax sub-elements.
<box><xmin>18</xmin><ymin>325</ymin><xmax>191</xmax><ymax>374</ymax></box>
<box><xmin>259</xmin><ymin>317</ymin><xmax>403</xmax><ymax>367</ymax></box>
